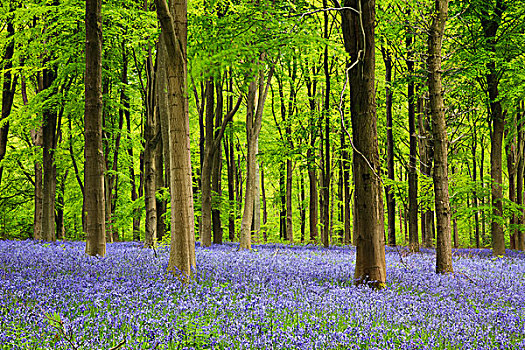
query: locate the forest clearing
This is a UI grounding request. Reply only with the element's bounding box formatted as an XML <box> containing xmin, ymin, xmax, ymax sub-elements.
<box><xmin>1</xmin><ymin>240</ymin><xmax>524</xmax><ymax>349</ymax></box>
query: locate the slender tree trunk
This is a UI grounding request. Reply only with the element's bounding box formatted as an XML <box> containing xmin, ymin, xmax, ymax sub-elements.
<box><xmin>472</xmin><ymin>119</ymin><xmax>480</xmax><ymax>248</ymax></box>
<box><xmin>261</xmin><ymin>164</ymin><xmax>268</xmax><ymax>242</ymax></box>
<box><xmin>32</xmin><ymin>129</ymin><xmax>43</xmax><ymax>240</ymax></box>
<box><xmin>299</xmin><ymin>169</ymin><xmax>306</xmax><ymax>243</ymax></box>
<box><xmin>144</xmin><ymin>50</ymin><xmax>157</xmax><ymax>248</ymax></box>
<box><xmin>84</xmin><ymin>0</ymin><xmax>106</xmax><ymax>256</ymax></box>
<box><xmin>518</xmin><ymin>100</ymin><xmax>525</xmax><ymax>251</ymax></box>
<box><xmin>155</xmin><ymin>110</ymin><xmax>166</xmax><ymax>242</ymax></box>
<box><xmin>407</xmin><ymin>20</ymin><xmax>419</xmax><ymax>253</ymax></box>
<box><xmin>319</xmin><ymin>0</ymin><xmax>331</xmax><ymax>248</ymax></box>
<box><xmin>279</xmin><ymin>163</ymin><xmax>286</xmax><ymax>240</ymax></box>
<box><xmin>505</xmin><ymin>126</ymin><xmax>517</xmax><ymax>249</ymax></box>
<box><xmin>211</xmin><ymin>83</ymin><xmax>224</xmax><ymax>244</ymax></box>
<box><xmin>0</xmin><ymin>10</ymin><xmax>17</xmax><ymax>188</ymax></box>
<box><xmin>224</xmin><ymin>131</ymin><xmax>236</xmax><ymax>241</ymax></box>
<box><xmin>480</xmin><ymin>134</ymin><xmax>486</xmax><ymax>245</ymax></box>
<box><xmin>239</xmin><ymin>66</ymin><xmax>273</xmax><ymax>250</ymax></box>
<box><xmin>342</xmin><ymin>0</ymin><xmax>386</xmax><ymax>287</ymax></box>
<box><xmin>306</xmin><ymin>78</ymin><xmax>319</xmax><ymax>244</ymax></box>
<box><xmin>382</xmin><ymin>46</ymin><xmax>396</xmax><ymax>247</ymax></box>
<box><xmin>56</xmin><ymin>171</ymin><xmax>68</xmax><ymax>240</ymax></box>
<box><xmin>286</xmin><ymin>158</ymin><xmax>294</xmax><ymax>242</ymax></box>
<box><xmin>156</xmin><ymin>0</ymin><xmax>196</xmax><ymax>279</ymax></box>
<box><xmin>428</xmin><ymin>0</ymin><xmax>453</xmax><ymax>273</ymax></box>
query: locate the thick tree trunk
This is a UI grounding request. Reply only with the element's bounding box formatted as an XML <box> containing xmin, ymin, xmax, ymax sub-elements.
<box><xmin>84</xmin><ymin>0</ymin><xmax>106</xmax><ymax>256</ymax></box>
<box><xmin>428</xmin><ymin>0</ymin><xmax>453</xmax><ymax>273</ymax></box>
<box><xmin>41</xmin><ymin>66</ymin><xmax>58</xmax><ymax>242</ymax></box>
<box><xmin>155</xmin><ymin>113</ymin><xmax>166</xmax><ymax>242</ymax></box>
<box><xmin>382</xmin><ymin>46</ymin><xmax>396</xmax><ymax>247</ymax></box>
<box><xmin>32</xmin><ymin>130</ymin><xmax>43</xmax><ymax>240</ymax></box>
<box><xmin>342</xmin><ymin>0</ymin><xmax>386</xmax><ymax>287</ymax></box>
<box><xmin>200</xmin><ymin>81</ymin><xmax>214</xmax><ymax>247</ymax></box>
<box><xmin>156</xmin><ymin>0</ymin><xmax>196</xmax><ymax>279</ymax></box>
<box><xmin>157</xmin><ymin>37</ymin><xmax>171</xmax><ymax>190</ymax></box>
<box><xmin>481</xmin><ymin>2</ymin><xmax>506</xmax><ymax>256</ymax></box>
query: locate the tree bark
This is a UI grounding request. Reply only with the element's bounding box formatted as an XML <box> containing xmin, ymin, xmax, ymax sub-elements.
<box><xmin>0</xmin><ymin>9</ymin><xmax>17</xmax><ymax>189</ymax></box>
<box><xmin>382</xmin><ymin>46</ymin><xmax>396</xmax><ymax>247</ymax></box>
<box><xmin>518</xmin><ymin>100</ymin><xmax>525</xmax><ymax>251</ymax></box>
<box><xmin>224</xmin><ymin>131</ymin><xmax>236</xmax><ymax>241</ymax></box>
<box><xmin>144</xmin><ymin>49</ymin><xmax>157</xmax><ymax>248</ymax></box>
<box><xmin>341</xmin><ymin>0</ymin><xmax>386</xmax><ymax>288</ymax></box>
<box><xmin>428</xmin><ymin>0</ymin><xmax>453</xmax><ymax>273</ymax></box>
<box><xmin>407</xmin><ymin>20</ymin><xmax>419</xmax><ymax>253</ymax></box>
<box><xmin>505</xmin><ymin>126</ymin><xmax>517</xmax><ymax>250</ymax></box>
<box><xmin>84</xmin><ymin>0</ymin><xmax>106</xmax><ymax>256</ymax></box>
<box><xmin>320</xmin><ymin>0</ymin><xmax>331</xmax><ymax>248</ymax></box>
<box><xmin>472</xmin><ymin>118</ymin><xmax>480</xmax><ymax>248</ymax></box>
<box><xmin>481</xmin><ymin>1</ymin><xmax>506</xmax><ymax>256</ymax></box>
<box><xmin>156</xmin><ymin>0</ymin><xmax>196</xmax><ymax>279</ymax></box>
<box><xmin>239</xmin><ymin>65</ymin><xmax>273</xmax><ymax>250</ymax></box>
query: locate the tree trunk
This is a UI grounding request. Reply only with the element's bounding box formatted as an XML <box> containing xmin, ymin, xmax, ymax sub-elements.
<box><xmin>518</xmin><ymin>100</ymin><xmax>525</xmax><ymax>251</ymax></box>
<box><xmin>320</xmin><ymin>1</ymin><xmax>331</xmax><ymax>248</ymax></box>
<box><xmin>211</xmin><ymin>83</ymin><xmax>224</xmax><ymax>244</ymax></box>
<box><xmin>0</xmin><ymin>10</ymin><xmax>17</xmax><ymax>189</ymax></box>
<box><xmin>156</xmin><ymin>0</ymin><xmax>196</xmax><ymax>279</ymax></box>
<box><xmin>224</xmin><ymin>131</ymin><xmax>236</xmax><ymax>241</ymax></box>
<box><xmin>261</xmin><ymin>164</ymin><xmax>268</xmax><ymax>242</ymax></box>
<box><xmin>144</xmin><ymin>50</ymin><xmax>157</xmax><ymax>248</ymax></box>
<box><xmin>56</xmin><ymin>171</ymin><xmax>68</xmax><ymax>240</ymax></box>
<box><xmin>32</xmin><ymin>129</ymin><xmax>43</xmax><ymax>241</ymax></box>
<box><xmin>428</xmin><ymin>0</ymin><xmax>453</xmax><ymax>273</ymax></box>
<box><xmin>382</xmin><ymin>46</ymin><xmax>396</xmax><ymax>247</ymax></box>
<box><xmin>155</xmin><ymin>111</ymin><xmax>166</xmax><ymax>242</ymax></box>
<box><xmin>299</xmin><ymin>169</ymin><xmax>306</xmax><ymax>243</ymax></box>
<box><xmin>84</xmin><ymin>0</ymin><xmax>106</xmax><ymax>256</ymax></box>
<box><xmin>341</xmin><ymin>0</ymin><xmax>386</xmax><ymax>287</ymax></box>
<box><xmin>240</xmin><ymin>65</ymin><xmax>273</xmax><ymax>250</ymax></box>
<box><xmin>505</xmin><ymin>127</ymin><xmax>517</xmax><ymax>250</ymax></box>
<box><xmin>279</xmin><ymin>163</ymin><xmax>286</xmax><ymax>240</ymax></box>
<box><xmin>407</xmin><ymin>21</ymin><xmax>419</xmax><ymax>253</ymax></box>
<box><xmin>481</xmin><ymin>2</ymin><xmax>506</xmax><ymax>256</ymax></box>
<box><xmin>472</xmin><ymin>118</ymin><xmax>480</xmax><ymax>248</ymax></box>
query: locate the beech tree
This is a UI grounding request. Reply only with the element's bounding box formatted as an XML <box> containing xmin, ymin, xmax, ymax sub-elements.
<box><xmin>155</xmin><ymin>0</ymin><xmax>196</xmax><ymax>278</ymax></box>
<box><xmin>84</xmin><ymin>0</ymin><xmax>106</xmax><ymax>256</ymax></box>
<box><xmin>428</xmin><ymin>0</ymin><xmax>453</xmax><ymax>273</ymax></box>
<box><xmin>341</xmin><ymin>0</ymin><xmax>386</xmax><ymax>287</ymax></box>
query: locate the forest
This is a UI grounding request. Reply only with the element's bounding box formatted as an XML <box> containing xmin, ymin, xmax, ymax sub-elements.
<box><xmin>1</xmin><ymin>0</ymin><xmax>525</xmax><ymax>348</ymax></box>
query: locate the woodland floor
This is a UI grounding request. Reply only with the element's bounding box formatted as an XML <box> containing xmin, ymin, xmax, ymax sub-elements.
<box><xmin>0</xmin><ymin>240</ymin><xmax>524</xmax><ymax>349</ymax></box>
